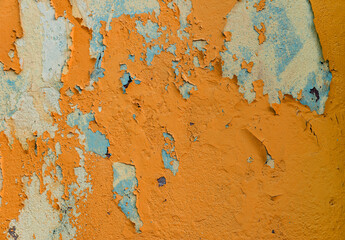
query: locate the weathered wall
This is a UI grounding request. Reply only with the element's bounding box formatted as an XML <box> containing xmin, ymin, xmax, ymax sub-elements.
<box><xmin>0</xmin><ymin>0</ymin><xmax>344</xmax><ymax>239</ymax></box>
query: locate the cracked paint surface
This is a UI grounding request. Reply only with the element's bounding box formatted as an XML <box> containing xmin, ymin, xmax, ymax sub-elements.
<box><xmin>0</xmin><ymin>0</ymin><xmax>344</xmax><ymax>239</ymax></box>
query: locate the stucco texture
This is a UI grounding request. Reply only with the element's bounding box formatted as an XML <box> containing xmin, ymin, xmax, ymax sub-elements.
<box><xmin>0</xmin><ymin>0</ymin><xmax>344</xmax><ymax>239</ymax></box>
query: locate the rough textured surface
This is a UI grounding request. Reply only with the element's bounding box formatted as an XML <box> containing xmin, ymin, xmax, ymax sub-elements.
<box><xmin>0</xmin><ymin>0</ymin><xmax>344</xmax><ymax>239</ymax></box>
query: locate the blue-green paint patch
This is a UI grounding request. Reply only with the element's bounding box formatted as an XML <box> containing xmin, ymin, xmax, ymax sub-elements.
<box><xmin>75</xmin><ymin>85</ymin><xmax>82</xmax><ymax>93</ymax></box>
<box><xmin>179</xmin><ymin>81</ymin><xmax>197</xmax><ymax>99</ymax></box>
<box><xmin>128</xmin><ymin>54</ymin><xmax>135</xmax><ymax>62</ymax></box>
<box><xmin>135</xmin><ymin>19</ymin><xmax>162</xmax><ymax>43</ymax></box>
<box><xmin>265</xmin><ymin>154</ymin><xmax>274</xmax><ymax>168</ymax></box>
<box><xmin>120</xmin><ymin>64</ymin><xmax>127</xmax><ymax>71</ymax></box>
<box><xmin>90</xmin><ymin>50</ymin><xmax>105</xmax><ymax>83</ymax></box>
<box><xmin>166</xmin><ymin>44</ymin><xmax>177</xmax><ymax>56</ymax></box>
<box><xmin>112</xmin><ymin>162</ymin><xmax>143</xmax><ymax>232</ymax></box>
<box><xmin>172</xmin><ymin>60</ymin><xmax>179</xmax><ymax>69</ymax></box>
<box><xmin>162</xmin><ymin>132</ymin><xmax>179</xmax><ymax>175</ymax></box>
<box><xmin>163</xmin><ymin>132</ymin><xmax>174</xmax><ymax>141</ymax></box>
<box><xmin>146</xmin><ymin>45</ymin><xmax>163</xmax><ymax>66</ymax></box>
<box><xmin>172</xmin><ymin>60</ymin><xmax>181</xmax><ymax>77</ymax></box>
<box><xmin>120</xmin><ymin>71</ymin><xmax>136</xmax><ymax>93</ymax></box>
<box><xmin>67</xmin><ymin>109</ymin><xmax>109</xmax><ymax>157</ymax></box>
<box><xmin>134</xmin><ymin>80</ymin><xmax>141</xmax><ymax>84</ymax></box>
<box><xmin>206</xmin><ymin>62</ymin><xmax>214</xmax><ymax>71</ymax></box>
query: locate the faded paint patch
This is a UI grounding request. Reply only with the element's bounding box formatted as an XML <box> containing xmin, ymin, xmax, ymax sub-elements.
<box><xmin>67</xmin><ymin>108</ymin><xmax>110</xmax><ymax>157</ymax></box>
<box><xmin>162</xmin><ymin>132</ymin><xmax>179</xmax><ymax>175</ymax></box>
<box><xmin>9</xmin><ymin>171</ymin><xmax>76</xmax><ymax>240</ymax></box>
<box><xmin>221</xmin><ymin>0</ymin><xmax>332</xmax><ymax>114</ymax></box>
<box><xmin>179</xmin><ymin>81</ymin><xmax>197</xmax><ymax>99</ymax></box>
<box><xmin>112</xmin><ymin>162</ymin><xmax>143</xmax><ymax>232</ymax></box>
<box><xmin>136</xmin><ymin>19</ymin><xmax>162</xmax><ymax>43</ymax></box>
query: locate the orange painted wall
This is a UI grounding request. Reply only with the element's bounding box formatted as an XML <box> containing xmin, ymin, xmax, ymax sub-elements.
<box><xmin>0</xmin><ymin>0</ymin><xmax>344</xmax><ymax>239</ymax></box>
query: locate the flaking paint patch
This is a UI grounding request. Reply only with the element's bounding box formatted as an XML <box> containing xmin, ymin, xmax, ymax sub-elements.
<box><xmin>136</xmin><ymin>19</ymin><xmax>162</xmax><ymax>43</ymax></box>
<box><xmin>67</xmin><ymin>108</ymin><xmax>110</xmax><ymax>157</ymax></box>
<box><xmin>162</xmin><ymin>132</ymin><xmax>179</xmax><ymax>175</ymax></box>
<box><xmin>0</xmin><ymin>0</ymin><xmax>72</xmax><ymax>148</ymax></box>
<box><xmin>70</xmin><ymin>0</ymin><xmax>160</xmax><ymax>85</ymax></box>
<box><xmin>168</xmin><ymin>0</ymin><xmax>192</xmax><ymax>40</ymax></box>
<box><xmin>9</xmin><ymin>172</ymin><xmax>75</xmax><ymax>240</ymax></box>
<box><xmin>112</xmin><ymin>162</ymin><xmax>143</xmax><ymax>232</ymax></box>
<box><xmin>179</xmin><ymin>81</ymin><xmax>197</xmax><ymax>99</ymax></box>
<box><xmin>73</xmin><ymin>147</ymin><xmax>92</xmax><ymax>198</ymax></box>
<box><xmin>221</xmin><ymin>0</ymin><xmax>332</xmax><ymax>114</ymax></box>
<box><xmin>0</xmin><ymin>0</ymin><xmax>344</xmax><ymax>238</ymax></box>
<box><xmin>192</xmin><ymin>40</ymin><xmax>207</xmax><ymax>52</ymax></box>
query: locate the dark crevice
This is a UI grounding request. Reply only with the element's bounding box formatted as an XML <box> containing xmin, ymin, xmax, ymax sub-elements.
<box><xmin>310</xmin><ymin>87</ymin><xmax>320</xmax><ymax>102</ymax></box>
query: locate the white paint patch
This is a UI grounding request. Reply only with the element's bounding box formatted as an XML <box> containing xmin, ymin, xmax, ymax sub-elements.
<box><xmin>72</xmin><ymin>147</ymin><xmax>92</xmax><ymax>199</ymax></box>
<box><xmin>12</xmin><ymin>94</ymin><xmax>58</xmax><ymax>148</ymax></box>
<box><xmin>0</xmin><ymin>0</ymin><xmax>72</xmax><ymax>148</ymax></box>
<box><xmin>8</xmin><ymin>174</ymin><xmax>63</xmax><ymax>240</ymax></box>
<box><xmin>8</xmin><ymin>147</ymin><xmax>93</xmax><ymax>239</ymax></box>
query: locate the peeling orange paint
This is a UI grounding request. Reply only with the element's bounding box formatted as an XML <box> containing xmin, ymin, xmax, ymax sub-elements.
<box><xmin>241</xmin><ymin>60</ymin><xmax>254</xmax><ymax>73</ymax></box>
<box><xmin>254</xmin><ymin>22</ymin><xmax>266</xmax><ymax>45</ymax></box>
<box><xmin>0</xmin><ymin>0</ymin><xmax>344</xmax><ymax>239</ymax></box>
<box><xmin>254</xmin><ymin>0</ymin><xmax>266</xmax><ymax>12</ymax></box>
